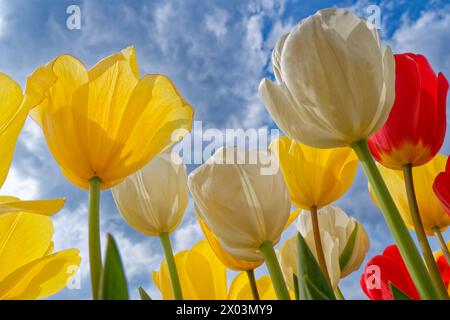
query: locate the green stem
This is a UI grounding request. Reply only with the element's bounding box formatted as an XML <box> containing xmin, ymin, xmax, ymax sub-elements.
<box><xmin>159</xmin><ymin>232</ymin><xmax>183</xmax><ymax>300</ymax></box>
<box><xmin>402</xmin><ymin>164</ymin><xmax>448</xmax><ymax>299</ymax></box>
<box><xmin>335</xmin><ymin>286</ymin><xmax>346</xmax><ymax>300</ymax></box>
<box><xmin>310</xmin><ymin>205</ymin><xmax>332</xmax><ymax>289</ymax></box>
<box><xmin>246</xmin><ymin>269</ymin><xmax>260</xmax><ymax>300</ymax></box>
<box><xmin>88</xmin><ymin>176</ymin><xmax>102</xmax><ymax>300</ymax></box>
<box><xmin>293</xmin><ymin>274</ymin><xmax>300</xmax><ymax>300</ymax></box>
<box><xmin>351</xmin><ymin>139</ymin><xmax>437</xmax><ymax>300</ymax></box>
<box><xmin>260</xmin><ymin>241</ymin><xmax>290</xmax><ymax>300</ymax></box>
<box><xmin>433</xmin><ymin>226</ymin><xmax>450</xmax><ymax>265</ymax></box>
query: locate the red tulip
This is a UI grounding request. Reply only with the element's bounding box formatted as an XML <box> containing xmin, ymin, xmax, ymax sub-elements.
<box><xmin>360</xmin><ymin>245</ymin><xmax>420</xmax><ymax>300</ymax></box>
<box><xmin>433</xmin><ymin>157</ymin><xmax>450</xmax><ymax>215</ymax></box>
<box><xmin>368</xmin><ymin>53</ymin><xmax>448</xmax><ymax>169</ymax></box>
<box><xmin>436</xmin><ymin>255</ymin><xmax>450</xmax><ymax>289</ymax></box>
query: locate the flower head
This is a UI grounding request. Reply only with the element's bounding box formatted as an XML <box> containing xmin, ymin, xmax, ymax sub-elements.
<box><xmin>369</xmin><ymin>54</ymin><xmax>448</xmax><ymax>169</ymax></box>
<box><xmin>373</xmin><ymin>155</ymin><xmax>450</xmax><ymax>235</ymax></box>
<box><xmin>259</xmin><ymin>8</ymin><xmax>394</xmax><ymax>148</ymax></box>
<box><xmin>270</xmin><ymin>136</ymin><xmax>357</xmax><ymax>209</ymax></box>
<box><xmin>27</xmin><ymin>47</ymin><xmax>194</xmax><ymax>190</ymax></box>
<box><xmin>112</xmin><ymin>152</ymin><xmax>188</xmax><ymax>236</ymax></box>
<box><xmin>188</xmin><ymin>147</ymin><xmax>291</xmax><ymax>261</ymax></box>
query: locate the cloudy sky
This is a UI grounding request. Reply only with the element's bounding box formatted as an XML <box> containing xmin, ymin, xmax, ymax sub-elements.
<box><xmin>1</xmin><ymin>0</ymin><xmax>449</xmax><ymax>300</ymax></box>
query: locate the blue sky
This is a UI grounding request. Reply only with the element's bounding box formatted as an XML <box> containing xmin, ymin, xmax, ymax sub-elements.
<box><xmin>1</xmin><ymin>0</ymin><xmax>449</xmax><ymax>300</ymax></box>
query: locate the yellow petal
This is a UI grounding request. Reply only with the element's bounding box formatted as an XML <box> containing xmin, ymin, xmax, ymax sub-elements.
<box><xmin>270</xmin><ymin>136</ymin><xmax>358</xmax><ymax>209</ymax></box>
<box><xmin>372</xmin><ymin>155</ymin><xmax>450</xmax><ymax>235</ymax></box>
<box><xmin>0</xmin><ymin>196</ymin><xmax>65</xmax><ymax>216</ymax></box>
<box><xmin>0</xmin><ymin>212</ymin><xmax>53</xmax><ymax>281</ymax></box>
<box><xmin>0</xmin><ymin>73</ymin><xmax>25</xmax><ymax>188</ymax></box>
<box><xmin>0</xmin><ymin>249</ymin><xmax>80</xmax><ymax>299</ymax></box>
<box><xmin>153</xmin><ymin>240</ymin><xmax>227</xmax><ymax>300</ymax></box>
<box><xmin>228</xmin><ymin>272</ymin><xmax>277</xmax><ymax>300</ymax></box>
<box><xmin>101</xmin><ymin>74</ymin><xmax>194</xmax><ymax>189</ymax></box>
<box><xmin>197</xmin><ymin>212</ymin><xmax>263</xmax><ymax>271</ymax></box>
<box><xmin>285</xmin><ymin>208</ymin><xmax>301</xmax><ymax>229</ymax></box>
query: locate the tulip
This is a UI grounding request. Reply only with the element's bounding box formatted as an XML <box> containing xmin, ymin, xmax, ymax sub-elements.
<box><xmin>373</xmin><ymin>155</ymin><xmax>450</xmax><ymax>235</ymax></box>
<box><xmin>259</xmin><ymin>8</ymin><xmax>394</xmax><ymax>149</ymax></box>
<box><xmin>0</xmin><ymin>211</ymin><xmax>80</xmax><ymax>299</ymax></box>
<box><xmin>153</xmin><ymin>240</ymin><xmax>280</xmax><ymax>300</ymax></box>
<box><xmin>361</xmin><ymin>245</ymin><xmax>420</xmax><ymax>300</ymax></box>
<box><xmin>435</xmin><ymin>246</ymin><xmax>450</xmax><ymax>294</ymax></box>
<box><xmin>259</xmin><ymin>8</ymin><xmax>436</xmax><ymax>299</ymax></box>
<box><xmin>279</xmin><ymin>205</ymin><xmax>369</xmax><ymax>291</ymax></box>
<box><xmin>270</xmin><ymin>137</ymin><xmax>358</xmax><ymax>210</ymax></box>
<box><xmin>112</xmin><ymin>152</ymin><xmax>188</xmax><ymax>299</ymax></box>
<box><xmin>368</xmin><ymin>54</ymin><xmax>449</xmax><ymax>298</ymax></box>
<box><xmin>0</xmin><ymin>72</ymin><xmax>65</xmax><ymax>217</ymax></box>
<box><xmin>153</xmin><ymin>241</ymin><xmax>228</xmax><ymax>300</ymax></box>
<box><xmin>271</xmin><ymin>136</ymin><xmax>357</xmax><ymax>286</ymax></box>
<box><xmin>112</xmin><ymin>152</ymin><xmax>188</xmax><ymax>236</ymax></box>
<box><xmin>188</xmin><ymin>147</ymin><xmax>291</xmax><ymax>299</ymax></box>
<box><xmin>26</xmin><ymin>47</ymin><xmax>194</xmax><ymax>298</ymax></box>
<box><xmin>228</xmin><ymin>273</ymin><xmax>277</xmax><ymax>300</ymax></box>
<box><xmin>368</xmin><ymin>54</ymin><xmax>448</xmax><ymax>169</ymax></box>
<box><xmin>28</xmin><ymin>46</ymin><xmax>194</xmax><ymax>190</ymax></box>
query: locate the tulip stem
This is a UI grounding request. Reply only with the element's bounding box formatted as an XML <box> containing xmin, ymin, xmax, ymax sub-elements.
<box><xmin>402</xmin><ymin>164</ymin><xmax>449</xmax><ymax>299</ymax></box>
<box><xmin>335</xmin><ymin>286</ymin><xmax>346</xmax><ymax>300</ymax></box>
<box><xmin>159</xmin><ymin>232</ymin><xmax>183</xmax><ymax>300</ymax></box>
<box><xmin>310</xmin><ymin>205</ymin><xmax>332</xmax><ymax>289</ymax></box>
<box><xmin>351</xmin><ymin>139</ymin><xmax>437</xmax><ymax>300</ymax></box>
<box><xmin>246</xmin><ymin>269</ymin><xmax>260</xmax><ymax>300</ymax></box>
<box><xmin>433</xmin><ymin>226</ymin><xmax>450</xmax><ymax>265</ymax></box>
<box><xmin>88</xmin><ymin>176</ymin><xmax>102</xmax><ymax>300</ymax></box>
<box><xmin>260</xmin><ymin>241</ymin><xmax>290</xmax><ymax>300</ymax></box>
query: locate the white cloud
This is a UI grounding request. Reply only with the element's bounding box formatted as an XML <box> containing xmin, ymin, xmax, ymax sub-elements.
<box><xmin>205</xmin><ymin>8</ymin><xmax>229</xmax><ymax>38</ymax></box>
<box><xmin>173</xmin><ymin>218</ymin><xmax>203</xmax><ymax>252</ymax></box>
<box><xmin>0</xmin><ymin>166</ymin><xmax>40</xmax><ymax>199</ymax></box>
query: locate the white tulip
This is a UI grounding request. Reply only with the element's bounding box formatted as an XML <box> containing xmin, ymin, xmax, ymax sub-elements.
<box><xmin>112</xmin><ymin>152</ymin><xmax>188</xmax><ymax>236</ymax></box>
<box><xmin>259</xmin><ymin>8</ymin><xmax>395</xmax><ymax>148</ymax></box>
<box><xmin>292</xmin><ymin>205</ymin><xmax>370</xmax><ymax>287</ymax></box>
<box><xmin>188</xmin><ymin>147</ymin><xmax>291</xmax><ymax>261</ymax></box>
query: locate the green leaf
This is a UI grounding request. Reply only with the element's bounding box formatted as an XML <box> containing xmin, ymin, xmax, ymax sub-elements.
<box><xmin>139</xmin><ymin>287</ymin><xmax>152</xmax><ymax>300</ymax></box>
<box><xmin>389</xmin><ymin>282</ymin><xmax>413</xmax><ymax>300</ymax></box>
<box><xmin>339</xmin><ymin>223</ymin><xmax>359</xmax><ymax>271</ymax></box>
<box><xmin>297</xmin><ymin>232</ymin><xmax>336</xmax><ymax>300</ymax></box>
<box><xmin>292</xmin><ymin>274</ymin><xmax>300</xmax><ymax>300</ymax></box>
<box><xmin>98</xmin><ymin>233</ymin><xmax>129</xmax><ymax>300</ymax></box>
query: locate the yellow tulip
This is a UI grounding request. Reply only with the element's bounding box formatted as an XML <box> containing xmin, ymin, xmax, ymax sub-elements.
<box><xmin>372</xmin><ymin>154</ymin><xmax>450</xmax><ymax>235</ymax></box>
<box><xmin>196</xmin><ymin>208</ymin><xmax>299</xmax><ymax>272</ymax></box>
<box><xmin>153</xmin><ymin>240</ymin><xmax>228</xmax><ymax>300</ymax></box>
<box><xmin>270</xmin><ymin>136</ymin><xmax>358</xmax><ymax>210</ymax></box>
<box><xmin>0</xmin><ymin>211</ymin><xmax>80</xmax><ymax>299</ymax></box>
<box><xmin>228</xmin><ymin>272</ymin><xmax>277</xmax><ymax>300</ymax></box>
<box><xmin>27</xmin><ymin>46</ymin><xmax>194</xmax><ymax>190</ymax></box>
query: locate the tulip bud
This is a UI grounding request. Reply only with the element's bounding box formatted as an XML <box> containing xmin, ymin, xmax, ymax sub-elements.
<box><xmin>188</xmin><ymin>147</ymin><xmax>291</xmax><ymax>261</ymax></box>
<box><xmin>259</xmin><ymin>8</ymin><xmax>395</xmax><ymax>148</ymax></box>
<box><xmin>112</xmin><ymin>152</ymin><xmax>188</xmax><ymax>236</ymax></box>
<box><xmin>281</xmin><ymin>205</ymin><xmax>369</xmax><ymax>288</ymax></box>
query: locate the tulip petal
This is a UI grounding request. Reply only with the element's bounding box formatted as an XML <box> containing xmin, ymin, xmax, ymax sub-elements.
<box><xmin>103</xmin><ymin>74</ymin><xmax>194</xmax><ymax>188</ymax></box>
<box><xmin>0</xmin><ymin>73</ymin><xmax>25</xmax><ymax>188</ymax></box>
<box><xmin>0</xmin><ymin>249</ymin><xmax>80</xmax><ymax>299</ymax></box>
<box><xmin>228</xmin><ymin>272</ymin><xmax>277</xmax><ymax>300</ymax></box>
<box><xmin>0</xmin><ymin>212</ymin><xmax>53</xmax><ymax>282</ymax></box>
<box><xmin>0</xmin><ymin>196</ymin><xmax>65</xmax><ymax>216</ymax></box>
